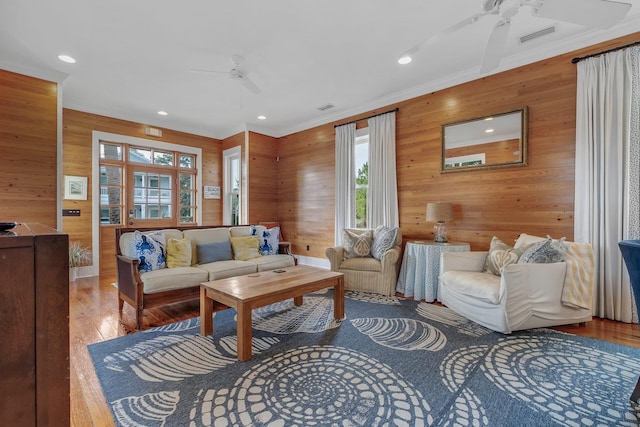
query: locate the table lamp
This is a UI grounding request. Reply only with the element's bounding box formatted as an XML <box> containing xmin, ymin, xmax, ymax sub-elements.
<box><xmin>426</xmin><ymin>202</ymin><xmax>453</xmax><ymax>243</ymax></box>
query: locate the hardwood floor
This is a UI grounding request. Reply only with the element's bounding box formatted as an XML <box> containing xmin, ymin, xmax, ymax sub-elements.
<box><xmin>70</xmin><ymin>275</ymin><xmax>640</xmax><ymax>426</ymax></box>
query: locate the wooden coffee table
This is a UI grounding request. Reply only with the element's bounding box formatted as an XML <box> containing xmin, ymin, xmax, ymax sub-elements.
<box><xmin>200</xmin><ymin>265</ymin><xmax>344</xmax><ymax>361</ymax></box>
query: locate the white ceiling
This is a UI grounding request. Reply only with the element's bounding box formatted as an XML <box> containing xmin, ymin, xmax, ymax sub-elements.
<box><xmin>1</xmin><ymin>0</ymin><xmax>639</xmax><ymax>139</ymax></box>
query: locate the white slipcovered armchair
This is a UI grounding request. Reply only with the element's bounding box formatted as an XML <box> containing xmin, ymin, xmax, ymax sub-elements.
<box><xmin>438</xmin><ymin>233</ymin><xmax>594</xmax><ymax>333</ymax></box>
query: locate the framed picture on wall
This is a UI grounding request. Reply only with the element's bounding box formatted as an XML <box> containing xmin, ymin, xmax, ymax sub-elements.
<box><xmin>64</xmin><ymin>175</ymin><xmax>88</xmax><ymax>200</ymax></box>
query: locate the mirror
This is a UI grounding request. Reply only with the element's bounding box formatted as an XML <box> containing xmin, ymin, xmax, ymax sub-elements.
<box><xmin>441</xmin><ymin>107</ymin><xmax>528</xmax><ymax>172</ymax></box>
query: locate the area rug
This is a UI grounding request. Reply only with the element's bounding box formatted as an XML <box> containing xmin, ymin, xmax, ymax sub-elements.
<box><xmin>89</xmin><ymin>290</ymin><xmax>640</xmax><ymax>426</ymax></box>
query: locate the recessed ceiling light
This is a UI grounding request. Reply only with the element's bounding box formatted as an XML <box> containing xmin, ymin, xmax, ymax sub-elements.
<box><xmin>398</xmin><ymin>55</ymin><xmax>412</xmax><ymax>65</ymax></box>
<box><xmin>485</xmin><ymin>128</ymin><xmax>494</xmax><ymax>133</ymax></box>
<box><xmin>58</xmin><ymin>54</ymin><xmax>76</xmax><ymax>64</ymax></box>
<box><xmin>157</xmin><ymin>111</ymin><xmax>168</xmax><ymax>116</ymax></box>
<box><xmin>257</xmin><ymin>115</ymin><xmax>266</xmax><ymax>120</ymax></box>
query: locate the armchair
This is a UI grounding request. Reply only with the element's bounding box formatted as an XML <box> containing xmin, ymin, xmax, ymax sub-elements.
<box><xmin>326</xmin><ymin>227</ymin><xmax>402</xmax><ymax>295</ymax></box>
<box><xmin>438</xmin><ymin>234</ymin><xmax>594</xmax><ymax>333</ymax></box>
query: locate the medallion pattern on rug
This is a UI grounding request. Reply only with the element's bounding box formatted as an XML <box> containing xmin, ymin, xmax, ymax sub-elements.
<box><xmin>89</xmin><ymin>291</ymin><xmax>640</xmax><ymax>426</ymax></box>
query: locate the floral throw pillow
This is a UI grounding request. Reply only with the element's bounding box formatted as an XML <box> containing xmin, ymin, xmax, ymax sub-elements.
<box><xmin>342</xmin><ymin>229</ymin><xmax>373</xmax><ymax>259</ymax></box>
<box><xmin>130</xmin><ymin>230</ymin><xmax>166</xmax><ymax>273</ymax></box>
<box><xmin>251</xmin><ymin>225</ymin><xmax>280</xmax><ymax>255</ymax></box>
<box><xmin>483</xmin><ymin>236</ymin><xmax>523</xmax><ymax>276</ymax></box>
<box><xmin>370</xmin><ymin>226</ymin><xmax>399</xmax><ymax>260</ymax></box>
<box><xmin>518</xmin><ymin>236</ymin><xmax>567</xmax><ymax>264</ymax></box>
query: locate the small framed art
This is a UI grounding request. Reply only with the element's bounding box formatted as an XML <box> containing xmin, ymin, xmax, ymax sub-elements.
<box><xmin>64</xmin><ymin>175</ymin><xmax>88</xmax><ymax>200</ymax></box>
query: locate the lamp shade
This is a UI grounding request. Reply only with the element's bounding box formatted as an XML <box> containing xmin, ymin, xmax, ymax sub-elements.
<box><xmin>426</xmin><ymin>202</ymin><xmax>453</xmax><ymax>222</ymax></box>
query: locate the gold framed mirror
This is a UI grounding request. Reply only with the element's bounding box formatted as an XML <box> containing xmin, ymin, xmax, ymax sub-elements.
<box><xmin>441</xmin><ymin>107</ymin><xmax>528</xmax><ymax>172</ymax></box>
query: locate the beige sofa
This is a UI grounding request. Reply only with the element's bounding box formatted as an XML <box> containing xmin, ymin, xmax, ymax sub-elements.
<box><xmin>326</xmin><ymin>227</ymin><xmax>403</xmax><ymax>295</ymax></box>
<box><xmin>116</xmin><ymin>225</ymin><xmax>295</xmax><ymax>330</ymax></box>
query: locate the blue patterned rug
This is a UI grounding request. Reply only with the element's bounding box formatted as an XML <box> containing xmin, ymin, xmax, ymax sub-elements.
<box><xmin>89</xmin><ymin>290</ymin><xmax>640</xmax><ymax>426</ymax></box>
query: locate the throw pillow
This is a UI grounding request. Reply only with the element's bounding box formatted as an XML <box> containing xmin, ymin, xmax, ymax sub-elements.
<box><xmin>129</xmin><ymin>230</ymin><xmax>166</xmax><ymax>273</ymax></box>
<box><xmin>518</xmin><ymin>236</ymin><xmax>567</xmax><ymax>264</ymax></box>
<box><xmin>166</xmin><ymin>237</ymin><xmax>192</xmax><ymax>268</ymax></box>
<box><xmin>197</xmin><ymin>241</ymin><xmax>233</xmax><ymax>264</ymax></box>
<box><xmin>483</xmin><ymin>236</ymin><xmax>523</xmax><ymax>276</ymax></box>
<box><xmin>370</xmin><ymin>225</ymin><xmax>399</xmax><ymax>260</ymax></box>
<box><xmin>230</xmin><ymin>236</ymin><xmax>261</xmax><ymax>261</ymax></box>
<box><xmin>251</xmin><ymin>225</ymin><xmax>280</xmax><ymax>255</ymax></box>
<box><xmin>342</xmin><ymin>229</ymin><xmax>373</xmax><ymax>259</ymax></box>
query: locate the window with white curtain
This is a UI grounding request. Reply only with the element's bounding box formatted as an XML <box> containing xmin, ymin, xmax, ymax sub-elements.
<box><xmin>355</xmin><ymin>128</ymin><xmax>369</xmax><ymax>228</ymax></box>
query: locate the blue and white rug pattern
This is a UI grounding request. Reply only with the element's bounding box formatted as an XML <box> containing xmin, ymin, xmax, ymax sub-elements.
<box><xmin>89</xmin><ymin>291</ymin><xmax>640</xmax><ymax>426</ymax></box>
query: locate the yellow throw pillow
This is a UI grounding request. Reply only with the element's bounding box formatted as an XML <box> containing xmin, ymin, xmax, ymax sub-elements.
<box><xmin>166</xmin><ymin>237</ymin><xmax>192</xmax><ymax>268</ymax></box>
<box><xmin>230</xmin><ymin>236</ymin><xmax>261</xmax><ymax>261</ymax></box>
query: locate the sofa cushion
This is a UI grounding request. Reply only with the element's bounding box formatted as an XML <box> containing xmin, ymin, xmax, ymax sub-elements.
<box><xmin>140</xmin><ymin>266</ymin><xmax>209</xmax><ymax>294</ymax></box>
<box><xmin>340</xmin><ymin>257</ymin><xmax>382</xmax><ymax>273</ymax></box>
<box><xmin>130</xmin><ymin>230</ymin><xmax>166</xmax><ymax>272</ymax></box>
<box><xmin>343</xmin><ymin>229</ymin><xmax>373</xmax><ymax>259</ymax></box>
<box><xmin>230</xmin><ymin>236</ymin><xmax>262</xmax><ymax>261</ymax></box>
<box><xmin>230</xmin><ymin>225</ymin><xmax>264</xmax><ymax>237</ymax></box>
<box><xmin>518</xmin><ymin>237</ymin><xmax>566</xmax><ymax>264</ymax></box>
<box><xmin>253</xmin><ymin>254</ymin><xmax>295</xmax><ymax>272</ymax></box>
<box><xmin>371</xmin><ymin>226</ymin><xmax>399</xmax><ymax>260</ymax></box>
<box><xmin>251</xmin><ymin>225</ymin><xmax>280</xmax><ymax>255</ymax></box>
<box><xmin>483</xmin><ymin>236</ymin><xmax>522</xmax><ymax>276</ymax></box>
<box><xmin>197</xmin><ymin>241</ymin><xmax>232</xmax><ymax>264</ymax></box>
<box><xmin>441</xmin><ymin>271</ymin><xmax>501</xmax><ymax>305</ymax></box>
<box><xmin>198</xmin><ymin>260</ymin><xmax>257</xmax><ymax>280</ymax></box>
<box><xmin>183</xmin><ymin>228</ymin><xmax>230</xmax><ymax>265</ymax></box>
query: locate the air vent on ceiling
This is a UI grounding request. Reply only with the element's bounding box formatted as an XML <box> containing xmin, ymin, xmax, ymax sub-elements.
<box><xmin>317</xmin><ymin>103</ymin><xmax>335</xmax><ymax>111</ymax></box>
<box><xmin>519</xmin><ymin>25</ymin><xmax>556</xmax><ymax>44</ymax></box>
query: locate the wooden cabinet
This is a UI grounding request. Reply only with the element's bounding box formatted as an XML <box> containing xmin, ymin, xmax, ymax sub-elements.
<box><xmin>0</xmin><ymin>223</ymin><xmax>70</xmax><ymax>426</ymax></box>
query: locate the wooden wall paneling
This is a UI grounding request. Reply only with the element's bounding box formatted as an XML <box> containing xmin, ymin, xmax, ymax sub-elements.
<box><xmin>62</xmin><ymin>109</ymin><xmax>221</xmax><ymax>282</ymax></box>
<box><xmin>276</xmin><ymin>32</ymin><xmax>640</xmax><ymax>256</ymax></box>
<box><xmin>247</xmin><ymin>132</ymin><xmax>279</xmax><ymax>223</ymax></box>
<box><xmin>277</xmin><ymin>126</ymin><xmax>336</xmax><ymax>257</ymax></box>
<box><xmin>0</xmin><ymin>70</ymin><xmax>58</xmax><ymax>228</ymax></box>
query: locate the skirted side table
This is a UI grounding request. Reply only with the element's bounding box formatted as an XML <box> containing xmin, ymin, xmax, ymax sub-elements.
<box><xmin>396</xmin><ymin>240</ymin><xmax>470</xmax><ymax>302</ymax></box>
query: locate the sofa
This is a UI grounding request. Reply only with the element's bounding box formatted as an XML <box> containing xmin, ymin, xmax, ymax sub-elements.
<box><xmin>326</xmin><ymin>226</ymin><xmax>402</xmax><ymax>295</ymax></box>
<box><xmin>116</xmin><ymin>225</ymin><xmax>295</xmax><ymax>330</ymax></box>
<box><xmin>438</xmin><ymin>233</ymin><xmax>594</xmax><ymax>333</ymax></box>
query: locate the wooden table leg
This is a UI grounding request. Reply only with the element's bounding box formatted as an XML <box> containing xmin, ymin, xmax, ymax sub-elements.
<box><xmin>200</xmin><ymin>286</ymin><xmax>213</xmax><ymax>336</ymax></box>
<box><xmin>293</xmin><ymin>295</ymin><xmax>303</xmax><ymax>306</ymax></box>
<box><xmin>236</xmin><ymin>303</ymin><xmax>253</xmax><ymax>361</ymax></box>
<box><xmin>334</xmin><ymin>276</ymin><xmax>345</xmax><ymax>319</ymax></box>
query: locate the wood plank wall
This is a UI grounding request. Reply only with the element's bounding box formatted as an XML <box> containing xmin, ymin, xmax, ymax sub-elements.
<box><xmin>277</xmin><ymin>32</ymin><xmax>640</xmax><ymax>256</ymax></box>
<box><xmin>247</xmin><ymin>132</ymin><xmax>279</xmax><ymax>223</ymax></box>
<box><xmin>0</xmin><ymin>70</ymin><xmax>58</xmax><ymax>228</ymax></box>
<box><xmin>62</xmin><ymin>109</ymin><xmax>221</xmax><ymax>279</ymax></box>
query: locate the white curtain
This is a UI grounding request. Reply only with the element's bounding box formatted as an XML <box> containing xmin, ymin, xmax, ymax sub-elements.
<box><xmin>334</xmin><ymin>123</ymin><xmax>356</xmax><ymax>245</ymax></box>
<box><xmin>368</xmin><ymin>111</ymin><xmax>399</xmax><ymax>228</ymax></box>
<box><xmin>575</xmin><ymin>46</ymin><xmax>640</xmax><ymax>322</ymax></box>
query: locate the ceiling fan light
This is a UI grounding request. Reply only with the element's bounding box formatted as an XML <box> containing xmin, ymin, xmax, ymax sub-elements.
<box><xmin>398</xmin><ymin>55</ymin><xmax>412</xmax><ymax>65</ymax></box>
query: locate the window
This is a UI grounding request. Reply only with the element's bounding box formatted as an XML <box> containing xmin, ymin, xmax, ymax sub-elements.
<box><xmin>223</xmin><ymin>146</ymin><xmax>241</xmax><ymax>225</ymax></box>
<box><xmin>98</xmin><ymin>141</ymin><xmax>198</xmax><ymax>225</ymax></box>
<box><xmin>355</xmin><ymin>129</ymin><xmax>369</xmax><ymax>228</ymax></box>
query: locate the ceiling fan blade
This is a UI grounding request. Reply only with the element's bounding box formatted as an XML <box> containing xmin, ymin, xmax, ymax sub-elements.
<box><xmin>399</xmin><ymin>12</ymin><xmax>492</xmax><ymax>59</ymax></box>
<box><xmin>533</xmin><ymin>0</ymin><xmax>631</xmax><ymax>29</ymax></box>
<box><xmin>480</xmin><ymin>19</ymin><xmax>511</xmax><ymax>74</ymax></box>
<box><xmin>239</xmin><ymin>74</ymin><xmax>260</xmax><ymax>94</ymax></box>
<box><xmin>190</xmin><ymin>68</ymin><xmax>228</xmax><ymax>74</ymax></box>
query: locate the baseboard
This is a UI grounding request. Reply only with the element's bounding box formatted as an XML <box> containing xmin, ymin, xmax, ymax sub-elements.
<box><xmin>295</xmin><ymin>255</ymin><xmax>330</xmax><ymax>269</ymax></box>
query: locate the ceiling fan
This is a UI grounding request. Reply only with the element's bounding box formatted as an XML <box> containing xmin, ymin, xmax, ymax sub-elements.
<box><xmin>399</xmin><ymin>0</ymin><xmax>632</xmax><ymax>74</ymax></box>
<box><xmin>191</xmin><ymin>55</ymin><xmax>261</xmax><ymax>94</ymax></box>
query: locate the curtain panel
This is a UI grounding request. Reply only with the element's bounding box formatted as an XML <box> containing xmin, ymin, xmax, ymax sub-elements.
<box><xmin>575</xmin><ymin>46</ymin><xmax>640</xmax><ymax>322</ymax></box>
<box><xmin>367</xmin><ymin>111</ymin><xmax>399</xmax><ymax>228</ymax></box>
<box><xmin>334</xmin><ymin>123</ymin><xmax>356</xmax><ymax>245</ymax></box>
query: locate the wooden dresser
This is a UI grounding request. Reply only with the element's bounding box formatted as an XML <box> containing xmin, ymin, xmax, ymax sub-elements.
<box><xmin>0</xmin><ymin>223</ymin><xmax>70</xmax><ymax>426</ymax></box>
